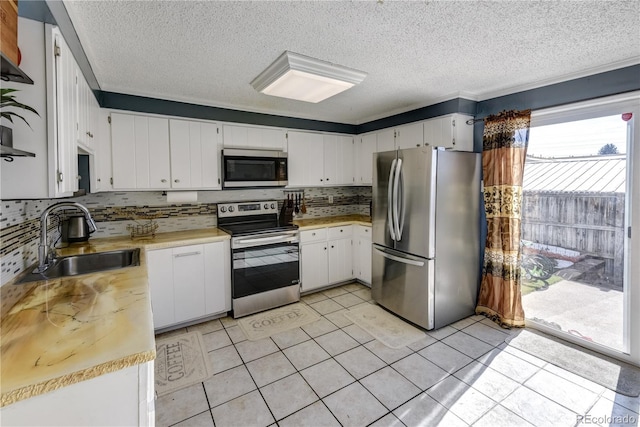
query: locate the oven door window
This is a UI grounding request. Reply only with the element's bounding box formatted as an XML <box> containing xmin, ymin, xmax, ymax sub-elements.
<box><xmin>225</xmin><ymin>157</ymin><xmax>277</xmax><ymax>182</ymax></box>
<box><xmin>232</xmin><ymin>242</ymin><xmax>299</xmax><ymax>298</ymax></box>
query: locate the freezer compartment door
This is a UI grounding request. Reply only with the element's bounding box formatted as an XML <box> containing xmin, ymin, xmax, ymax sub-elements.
<box><xmin>371</xmin><ymin>244</ymin><xmax>434</xmax><ymax>330</ymax></box>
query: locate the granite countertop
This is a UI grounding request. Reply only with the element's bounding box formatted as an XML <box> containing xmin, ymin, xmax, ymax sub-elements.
<box><xmin>293</xmin><ymin>214</ymin><xmax>372</xmax><ymax>230</ymax></box>
<box><xmin>0</xmin><ymin>228</ymin><xmax>230</xmax><ymax>407</ymax></box>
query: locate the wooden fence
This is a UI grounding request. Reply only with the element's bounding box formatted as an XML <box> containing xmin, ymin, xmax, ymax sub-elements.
<box><xmin>521</xmin><ymin>191</ymin><xmax>625</xmax><ymax>285</ymax></box>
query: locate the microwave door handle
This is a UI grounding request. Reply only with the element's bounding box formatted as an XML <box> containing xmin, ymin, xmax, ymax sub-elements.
<box><xmin>387</xmin><ymin>158</ymin><xmax>397</xmax><ymax>241</ymax></box>
<box><xmin>392</xmin><ymin>158</ymin><xmax>403</xmax><ymax>240</ymax></box>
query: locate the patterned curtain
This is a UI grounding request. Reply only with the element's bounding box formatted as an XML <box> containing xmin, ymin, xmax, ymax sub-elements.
<box><xmin>476</xmin><ymin>109</ymin><xmax>531</xmax><ymax>328</ymax></box>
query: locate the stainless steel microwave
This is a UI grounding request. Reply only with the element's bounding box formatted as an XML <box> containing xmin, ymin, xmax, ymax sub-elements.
<box><xmin>222</xmin><ymin>148</ymin><xmax>288</xmax><ymax>188</ymax></box>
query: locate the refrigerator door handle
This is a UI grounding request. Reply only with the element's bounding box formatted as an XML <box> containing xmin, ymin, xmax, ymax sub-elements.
<box><xmin>387</xmin><ymin>158</ymin><xmax>397</xmax><ymax>241</ymax></box>
<box><xmin>374</xmin><ymin>246</ymin><xmax>425</xmax><ymax>267</ymax></box>
<box><xmin>392</xmin><ymin>158</ymin><xmax>403</xmax><ymax>240</ymax></box>
<box><xmin>396</xmin><ymin>158</ymin><xmax>405</xmax><ymax>240</ymax></box>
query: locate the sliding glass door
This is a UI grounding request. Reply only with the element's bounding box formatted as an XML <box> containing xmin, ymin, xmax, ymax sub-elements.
<box><xmin>522</xmin><ymin>93</ymin><xmax>639</xmax><ymax>365</ymax></box>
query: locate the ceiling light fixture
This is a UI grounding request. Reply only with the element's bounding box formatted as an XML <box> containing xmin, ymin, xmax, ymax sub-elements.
<box><xmin>251</xmin><ymin>51</ymin><xmax>367</xmax><ymax>103</ymax></box>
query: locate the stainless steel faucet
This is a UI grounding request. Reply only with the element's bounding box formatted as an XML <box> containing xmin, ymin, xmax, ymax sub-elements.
<box><xmin>36</xmin><ymin>201</ymin><xmax>98</xmax><ymax>272</ymax></box>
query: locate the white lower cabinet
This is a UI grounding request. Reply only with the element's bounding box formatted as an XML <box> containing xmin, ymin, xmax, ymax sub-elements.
<box><xmin>0</xmin><ymin>362</ymin><xmax>154</xmax><ymax>427</ymax></box>
<box><xmin>353</xmin><ymin>225</ymin><xmax>372</xmax><ymax>284</ymax></box>
<box><xmin>147</xmin><ymin>241</ymin><xmax>231</xmax><ymax>330</ymax></box>
<box><xmin>300</xmin><ymin>226</ymin><xmax>355</xmax><ymax>292</ymax></box>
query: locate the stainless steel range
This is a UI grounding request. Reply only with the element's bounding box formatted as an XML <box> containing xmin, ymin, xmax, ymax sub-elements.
<box><xmin>217</xmin><ymin>200</ymin><xmax>300</xmax><ymax>318</ymax></box>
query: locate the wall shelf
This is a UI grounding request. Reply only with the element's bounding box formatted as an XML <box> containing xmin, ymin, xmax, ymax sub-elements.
<box><xmin>1</xmin><ymin>52</ymin><xmax>34</xmax><ymax>84</ymax></box>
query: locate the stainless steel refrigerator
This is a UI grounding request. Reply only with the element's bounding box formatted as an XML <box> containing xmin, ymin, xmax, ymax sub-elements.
<box><xmin>372</xmin><ymin>146</ymin><xmax>481</xmax><ymax>330</ymax></box>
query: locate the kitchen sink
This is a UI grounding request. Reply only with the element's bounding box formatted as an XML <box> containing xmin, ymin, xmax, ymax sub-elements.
<box><xmin>17</xmin><ymin>248</ymin><xmax>141</xmax><ymax>284</ymax></box>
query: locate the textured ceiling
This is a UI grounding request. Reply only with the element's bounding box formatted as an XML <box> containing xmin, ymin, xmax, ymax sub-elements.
<box><xmin>64</xmin><ymin>1</ymin><xmax>640</xmax><ymax>125</ymax></box>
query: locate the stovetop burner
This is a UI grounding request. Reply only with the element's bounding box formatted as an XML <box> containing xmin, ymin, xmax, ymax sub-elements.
<box><xmin>217</xmin><ymin>200</ymin><xmax>296</xmax><ymax>236</ymax></box>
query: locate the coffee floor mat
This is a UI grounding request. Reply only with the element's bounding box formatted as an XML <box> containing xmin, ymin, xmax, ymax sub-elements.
<box><xmin>238</xmin><ymin>303</ymin><xmax>320</xmax><ymax>341</ymax></box>
<box><xmin>155</xmin><ymin>331</ymin><xmax>213</xmax><ymax>396</ymax></box>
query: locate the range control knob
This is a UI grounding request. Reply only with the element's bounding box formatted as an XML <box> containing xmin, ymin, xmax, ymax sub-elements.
<box><xmin>270</xmin><ymin>203</ymin><xmax>276</xmax><ymax>209</ymax></box>
<box><xmin>228</xmin><ymin>206</ymin><xmax>235</xmax><ymax>212</ymax></box>
<box><xmin>220</xmin><ymin>206</ymin><xmax>227</xmax><ymax>213</ymax></box>
<box><xmin>264</xmin><ymin>203</ymin><xmax>269</xmax><ymax>209</ymax></box>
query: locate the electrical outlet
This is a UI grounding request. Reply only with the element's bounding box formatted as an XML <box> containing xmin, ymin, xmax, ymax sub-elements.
<box><xmin>328</xmin><ymin>195</ymin><xmax>334</xmax><ymax>204</ymax></box>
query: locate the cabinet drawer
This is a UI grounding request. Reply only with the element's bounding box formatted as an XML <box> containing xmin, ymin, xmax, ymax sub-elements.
<box><xmin>328</xmin><ymin>225</ymin><xmax>353</xmax><ymax>240</ymax></box>
<box><xmin>300</xmin><ymin>228</ymin><xmax>328</xmax><ymax>243</ymax></box>
<box><xmin>356</xmin><ymin>225</ymin><xmax>372</xmax><ymax>238</ymax></box>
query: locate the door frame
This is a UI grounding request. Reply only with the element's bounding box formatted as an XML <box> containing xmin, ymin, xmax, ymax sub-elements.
<box><xmin>527</xmin><ymin>91</ymin><xmax>640</xmax><ymax>366</ymax></box>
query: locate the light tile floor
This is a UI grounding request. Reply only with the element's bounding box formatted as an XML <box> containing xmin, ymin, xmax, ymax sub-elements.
<box><xmin>155</xmin><ymin>283</ymin><xmax>640</xmax><ymax>427</ymax></box>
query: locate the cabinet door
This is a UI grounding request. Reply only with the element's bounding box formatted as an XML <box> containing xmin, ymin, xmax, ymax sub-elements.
<box><xmin>423</xmin><ymin>116</ymin><xmax>452</xmax><ymax>148</ymax></box>
<box><xmin>110</xmin><ymin>113</ymin><xmax>137</xmax><ymax>189</ymax></box>
<box><xmin>335</xmin><ymin>135</ymin><xmax>354</xmax><ymax>185</ymax></box>
<box><xmin>147</xmin><ymin>248</ymin><xmax>175</xmax><ymax>329</ymax></box>
<box><xmin>396</xmin><ymin>122</ymin><xmax>424</xmax><ymax>149</ymax></box>
<box><xmin>170</xmin><ymin>119</ymin><xmax>220</xmax><ymax>189</ymax></box>
<box><xmin>357</xmin><ymin>133</ymin><xmax>376</xmax><ymax>185</ymax></box>
<box><xmin>111</xmin><ymin>113</ymin><xmax>170</xmax><ymax>189</ymax></box>
<box><xmin>451</xmin><ymin>114</ymin><xmax>474</xmax><ymax>152</ymax></box>
<box><xmin>287</xmin><ymin>131</ymin><xmax>324</xmax><ymax>186</ymax></box>
<box><xmin>204</xmin><ymin>241</ymin><xmax>231</xmax><ymax>315</ymax></box>
<box><xmin>376</xmin><ymin>128</ymin><xmax>395</xmax><ymax>153</ymax></box>
<box><xmin>300</xmin><ymin>241</ymin><xmax>329</xmax><ymax>292</ymax></box>
<box><xmin>357</xmin><ymin>226</ymin><xmax>372</xmax><ymax>284</ymax></box>
<box><xmin>323</xmin><ymin>134</ymin><xmax>338</xmax><ymax>185</ymax></box>
<box><xmin>261</xmin><ymin>127</ymin><xmax>286</xmax><ymax>151</ymax></box>
<box><xmin>200</xmin><ymin>122</ymin><xmax>221</xmax><ymax>189</ymax></box>
<box><xmin>95</xmin><ymin>109</ymin><xmax>112</xmax><ymax>192</ymax></box>
<box><xmin>147</xmin><ymin>117</ymin><xmax>171</xmax><ymax>188</ymax></box>
<box><xmin>53</xmin><ymin>29</ymin><xmax>78</xmax><ymax>196</ymax></box>
<box><xmin>172</xmin><ymin>245</ymin><xmax>207</xmax><ymax>323</ymax></box>
<box><xmin>223</xmin><ymin>124</ymin><xmax>285</xmax><ymax>150</ymax></box>
<box><xmin>328</xmin><ymin>237</ymin><xmax>353</xmax><ymax>284</ymax></box>
<box><xmin>169</xmin><ymin>120</ymin><xmax>194</xmax><ymax>188</ymax></box>
<box><xmin>222</xmin><ymin>124</ymin><xmax>250</xmax><ymax>148</ymax></box>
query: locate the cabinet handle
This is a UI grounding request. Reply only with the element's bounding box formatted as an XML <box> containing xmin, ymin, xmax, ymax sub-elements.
<box><xmin>326</xmin><ymin>178</ymin><xmax>330</xmax><ymax>181</ymax></box>
<box><xmin>97</xmin><ymin>178</ymin><xmax>101</xmax><ymax>182</ymax></box>
<box><xmin>174</xmin><ymin>179</ymin><xmax>180</xmax><ymax>183</ymax></box>
<box><xmin>312</xmin><ymin>232</ymin><xmax>316</xmax><ymax>236</ymax></box>
<box><xmin>174</xmin><ymin>251</ymin><xmax>201</xmax><ymax>258</ymax></box>
<box><xmin>161</xmin><ymin>179</ymin><xmax>167</xmax><ymax>183</ymax></box>
<box><xmin>416</xmin><ymin>144</ymin><xmax>421</xmax><ymax>147</ymax></box>
<box><xmin>324</xmin><ymin>247</ymin><xmax>327</xmax><ymax>250</ymax></box>
<box><xmin>340</xmin><ymin>229</ymin><xmax>343</xmax><ymax>232</ymax></box>
<box><xmin>320</xmin><ymin>179</ymin><xmax>323</xmax><ymax>182</ymax></box>
<box><xmin>331</xmin><ymin>245</ymin><xmax>334</xmax><ymax>248</ymax></box>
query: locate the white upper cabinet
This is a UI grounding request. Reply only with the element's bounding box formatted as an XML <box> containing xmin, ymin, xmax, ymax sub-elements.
<box><xmin>323</xmin><ymin>134</ymin><xmax>354</xmax><ymax>185</ymax></box>
<box><xmin>222</xmin><ymin>124</ymin><xmax>286</xmax><ymax>151</ymax></box>
<box><xmin>75</xmin><ymin>68</ymin><xmax>99</xmax><ymax>154</ymax></box>
<box><xmin>287</xmin><ymin>131</ymin><xmax>325</xmax><ymax>186</ymax></box>
<box><xmin>423</xmin><ymin>114</ymin><xmax>474</xmax><ymax>151</ymax></box>
<box><xmin>169</xmin><ymin>119</ymin><xmax>221</xmax><ymax>189</ymax></box>
<box><xmin>110</xmin><ymin>113</ymin><xmax>222</xmax><ymax>190</ymax></box>
<box><xmin>48</xmin><ymin>26</ymin><xmax>78</xmax><ymax>197</ymax></box>
<box><xmin>288</xmin><ymin>131</ymin><xmax>353</xmax><ymax>187</ymax></box>
<box><xmin>111</xmin><ymin>113</ymin><xmax>170</xmax><ymax>189</ymax></box>
<box><xmin>376</xmin><ymin>128</ymin><xmax>395</xmax><ymax>153</ymax></box>
<box><xmin>355</xmin><ymin>133</ymin><xmax>376</xmax><ymax>185</ymax></box>
<box><xmin>395</xmin><ymin>122</ymin><xmax>424</xmax><ymax>149</ymax></box>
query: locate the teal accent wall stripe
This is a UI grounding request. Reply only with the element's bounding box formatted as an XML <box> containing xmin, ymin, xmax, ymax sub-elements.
<box><xmin>477</xmin><ymin>65</ymin><xmax>640</xmax><ymax>117</ymax></box>
<box><xmin>99</xmin><ymin>91</ymin><xmax>360</xmax><ymax>134</ymax></box>
<box><xmin>357</xmin><ymin>98</ymin><xmax>477</xmax><ymax>134</ymax></box>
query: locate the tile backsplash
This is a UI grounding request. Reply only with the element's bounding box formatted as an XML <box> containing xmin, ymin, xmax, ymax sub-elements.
<box><xmin>1</xmin><ymin>187</ymin><xmax>371</xmax><ymax>285</ymax></box>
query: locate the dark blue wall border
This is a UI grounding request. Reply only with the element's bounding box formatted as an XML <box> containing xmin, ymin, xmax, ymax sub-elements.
<box><xmin>357</xmin><ymin>98</ymin><xmax>476</xmax><ymax>134</ymax></box>
<box><xmin>99</xmin><ymin>91</ymin><xmax>359</xmax><ymax>134</ymax></box>
<box><xmin>472</xmin><ymin>64</ymin><xmax>640</xmax><ymax>151</ymax></box>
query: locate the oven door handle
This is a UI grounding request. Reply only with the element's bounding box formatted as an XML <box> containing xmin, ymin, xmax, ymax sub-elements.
<box><xmin>234</xmin><ymin>234</ymin><xmax>298</xmax><ymax>247</ymax></box>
